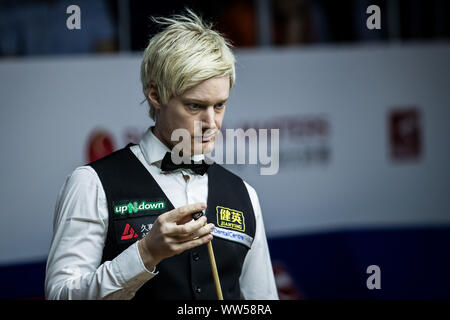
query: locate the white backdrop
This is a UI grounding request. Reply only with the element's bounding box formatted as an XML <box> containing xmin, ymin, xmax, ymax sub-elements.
<box><xmin>0</xmin><ymin>43</ymin><xmax>449</xmax><ymax>265</ymax></box>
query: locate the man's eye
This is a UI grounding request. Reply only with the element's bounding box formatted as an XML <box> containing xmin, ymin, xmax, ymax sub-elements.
<box><xmin>187</xmin><ymin>104</ymin><xmax>201</xmax><ymax>110</ymax></box>
<box><xmin>215</xmin><ymin>103</ymin><xmax>225</xmax><ymax>109</ymax></box>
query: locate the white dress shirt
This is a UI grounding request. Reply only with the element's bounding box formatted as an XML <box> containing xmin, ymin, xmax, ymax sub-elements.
<box><xmin>45</xmin><ymin>127</ymin><xmax>278</xmax><ymax>300</ymax></box>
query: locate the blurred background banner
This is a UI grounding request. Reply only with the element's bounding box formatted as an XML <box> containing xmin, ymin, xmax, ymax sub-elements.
<box><xmin>0</xmin><ymin>0</ymin><xmax>449</xmax><ymax>300</ymax></box>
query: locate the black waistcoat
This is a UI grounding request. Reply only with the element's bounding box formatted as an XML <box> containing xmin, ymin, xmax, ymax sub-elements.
<box><xmin>89</xmin><ymin>145</ymin><xmax>256</xmax><ymax>300</ymax></box>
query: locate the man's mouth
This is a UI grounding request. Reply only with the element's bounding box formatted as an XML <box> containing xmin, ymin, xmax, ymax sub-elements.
<box><xmin>201</xmin><ymin>134</ymin><xmax>215</xmax><ymax>142</ymax></box>
<box><xmin>193</xmin><ymin>129</ymin><xmax>218</xmax><ymax>144</ymax></box>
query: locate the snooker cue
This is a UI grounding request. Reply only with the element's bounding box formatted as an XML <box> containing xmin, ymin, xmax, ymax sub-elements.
<box><xmin>207</xmin><ymin>240</ymin><xmax>224</xmax><ymax>300</ymax></box>
<box><xmin>192</xmin><ymin>210</ymin><xmax>223</xmax><ymax>300</ymax></box>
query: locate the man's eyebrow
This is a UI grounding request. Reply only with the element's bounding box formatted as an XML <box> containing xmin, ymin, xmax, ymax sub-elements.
<box><xmin>183</xmin><ymin>97</ymin><xmax>229</xmax><ymax>105</ymax></box>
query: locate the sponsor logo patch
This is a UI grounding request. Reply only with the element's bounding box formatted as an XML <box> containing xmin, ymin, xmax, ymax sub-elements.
<box><xmin>211</xmin><ymin>226</ymin><xmax>253</xmax><ymax>248</ymax></box>
<box><xmin>120</xmin><ymin>223</ymin><xmax>138</xmax><ymax>240</ymax></box>
<box><xmin>140</xmin><ymin>223</ymin><xmax>153</xmax><ymax>238</ymax></box>
<box><xmin>114</xmin><ymin>200</ymin><xmax>165</xmax><ymax>216</ymax></box>
<box><xmin>216</xmin><ymin>206</ymin><xmax>245</xmax><ymax>232</ymax></box>
<box><xmin>114</xmin><ymin>216</ymin><xmax>159</xmax><ymax>244</ymax></box>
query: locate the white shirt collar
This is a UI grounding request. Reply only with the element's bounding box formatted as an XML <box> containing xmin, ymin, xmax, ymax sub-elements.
<box><xmin>139</xmin><ymin>126</ymin><xmax>205</xmax><ymax>169</ymax></box>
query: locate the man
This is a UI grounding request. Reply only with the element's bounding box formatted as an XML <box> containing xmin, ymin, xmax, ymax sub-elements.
<box><xmin>45</xmin><ymin>10</ymin><xmax>278</xmax><ymax>300</ymax></box>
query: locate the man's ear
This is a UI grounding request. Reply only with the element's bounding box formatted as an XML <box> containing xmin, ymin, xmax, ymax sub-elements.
<box><xmin>147</xmin><ymin>83</ymin><xmax>161</xmax><ymax>110</ymax></box>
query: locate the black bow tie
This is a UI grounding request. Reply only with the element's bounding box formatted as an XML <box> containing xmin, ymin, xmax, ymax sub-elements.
<box><xmin>160</xmin><ymin>152</ymin><xmax>211</xmax><ymax>176</ymax></box>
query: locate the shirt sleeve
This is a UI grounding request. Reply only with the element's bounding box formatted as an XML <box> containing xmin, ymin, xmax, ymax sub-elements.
<box><xmin>239</xmin><ymin>181</ymin><xmax>279</xmax><ymax>300</ymax></box>
<box><xmin>45</xmin><ymin>166</ymin><xmax>157</xmax><ymax>300</ymax></box>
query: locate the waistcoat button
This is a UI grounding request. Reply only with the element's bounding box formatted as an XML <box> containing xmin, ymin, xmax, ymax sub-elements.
<box><xmin>192</xmin><ymin>252</ymin><xmax>199</xmax><ymax>261</ymax></box>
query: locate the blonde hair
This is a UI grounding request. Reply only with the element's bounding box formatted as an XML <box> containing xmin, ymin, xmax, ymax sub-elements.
<box><xmin>140</xmin><ymin>9</ymin><xmax>236</xmax><ymax>120</ymax></box>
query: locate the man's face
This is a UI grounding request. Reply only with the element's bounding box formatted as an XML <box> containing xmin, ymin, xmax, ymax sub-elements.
<box><xmin>152</xmin><ymin>75</ymin><xmax>230</xmax><ymax>155</ymax></box>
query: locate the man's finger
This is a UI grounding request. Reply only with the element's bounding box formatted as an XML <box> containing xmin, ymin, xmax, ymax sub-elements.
<box><xmin>174</xmin><ymin>233</ymin><xmax>213</xmax><ymax>253</ymax></box>
<box><xmin>172</xmin><ymin>223</ymin><xmax>214</xmax><ymax>242</ymax></box>
<box><xmin>165</xmin><ymin>203</ymin><xmax>207</xmax><ymax>222</ymax></box>
<box><xmin>166</xmin><ymin>216</ymin><xmax>207</xmax><ymax>236</ymax></box>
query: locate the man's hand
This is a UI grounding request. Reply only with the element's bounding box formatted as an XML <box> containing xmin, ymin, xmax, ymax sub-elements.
<box><xmin>138</xmin><ymin>202</ymin><xmax>214</xmax><ymax>271</ymax></box>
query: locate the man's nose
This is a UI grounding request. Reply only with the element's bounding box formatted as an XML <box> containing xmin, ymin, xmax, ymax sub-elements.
<box><xmin>201</xmin><ymin>106</ymin><xmax>216</xmax><ymax>129</ymax></box>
